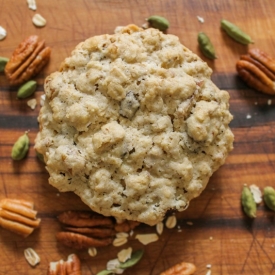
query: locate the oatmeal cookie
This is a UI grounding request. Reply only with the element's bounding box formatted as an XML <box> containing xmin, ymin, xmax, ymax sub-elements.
<box><xmin>35</xmin><ymin>24</ymin><xmax>234</xmax><ymax>225</ymax></box>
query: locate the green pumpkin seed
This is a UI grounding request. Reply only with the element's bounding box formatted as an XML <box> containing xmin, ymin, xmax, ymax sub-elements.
<box><xmin>241</xmin><ymin>185</ymin><xmax>257</xmax><ymax>218</ymax></box>
<box><xmin>263</xmin><ymin>186</ymin><xmax>275</xmax><ymax>211</ymax></box>
<box><xmin>119</xmin><ymin>250</ymin><xmax>144</xmax><ymax>269</ymax></box>
<box><xmin>147</xmin><ymin>15</ymin><xmax>169</xmax><ymax>31</ymax></box>
<box><xmin>96</xmin><ymin>270</ymin><xmax>114</xmax><ymax>275</ymax></box>
<box><xmin>11</xmin><ymin>132</ymin><xmax>30</xmax><ymax>160</ymax></box>
<box><xmin>17</xmin><ymin>80</ymin><xmax>37</xmax><ymax>99</ymax></box>
<box><xmin>198</xmin><ymin>32</ymin><xmax>217</xmax><ymax>60</ymax></box>
<box><xmin>0</xmin><ymin>57</ymin><xmax>9</xmax><ymax>72</ymax></box>
<box><xmin>221</xmin><ymin>19</ymin><xmax>253</xmax><ymax>45</ymax></box>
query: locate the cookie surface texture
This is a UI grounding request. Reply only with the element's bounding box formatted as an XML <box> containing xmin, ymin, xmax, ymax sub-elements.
<box><xmin>35</xmin><ymin>25</ymin><xmax>234</xmax><ymax>225</ymax></box>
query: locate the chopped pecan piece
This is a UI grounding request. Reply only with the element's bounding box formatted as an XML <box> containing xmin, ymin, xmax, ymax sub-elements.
<box><xmin>114</xmin><ymin>220</ymin><xmax>140</xmax><ymax>232</ymax></box>
<box><xmin>0</xmin><ymin>198</ymin><xmax>41</xmax><ymax>237</ymax></box>
<box><xmin>4</xmin><ymin>35</ymin><xmax>51</xmax><ymax>85</ymax></box>
<box><xmin>236</xmin><ymin>48</ymin><xmax>275</xmax><ymax>95</ymax></box>
<box><xmin>57</xmin><ymin>210</ymin><xmax>114</xmax><ymax>228</ymax></box>
<box><xmin>56</xmin><ymin>232</ymin><xmax>113</xmax><ymax>249</ymax></box>
<box><xmin>48</xmin><ymin>254</ymin><xmax>81</xmax><ymax>275</ymax></box>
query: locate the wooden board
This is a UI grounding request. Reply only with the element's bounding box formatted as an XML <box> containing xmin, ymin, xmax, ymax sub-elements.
<box><xmin>1</xmin><ymin>0</ymin><xmax>275</xmax><ymax>274</ymax></box>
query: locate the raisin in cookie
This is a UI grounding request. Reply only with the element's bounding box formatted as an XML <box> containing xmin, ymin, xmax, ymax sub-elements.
<box><xmin>35</xmin><ymin>24</ymin><xmax>234</xmax><ymax>225</ymax></box>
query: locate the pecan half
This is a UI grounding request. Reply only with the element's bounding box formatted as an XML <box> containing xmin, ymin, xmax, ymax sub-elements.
<box><xmin>236</xmin><ymin>48</ymin><xmax>275</xmax><ymax>95</ymax></box>
<box><xmin>0</xmin><ymin>198</ymin><xmax>41</xmax><ymax>237</ymax></box>
<box><xmin>48</xmin><ymin>254</ymin><xmax>82</xmax><ymax>275</ymax></box>
<box><xmin>57</xmin><ymin>210</ymin><xmax>114</xmax><ymax>228</ymax></box>
<box><xmin>160</xmin><ymin>262</ymin><xmax>196</xmax><ymax>275</ymax></box>
<box><xmin>5</xmin><ymin>35</ymin><xmax>51</xmax><ymax>85</ymax></box>
<box><xmin>56</xmin><ymin>232</ymin><xmax>113</xmax><ymax>249</ymax></box>
<box><xmin>57</xmin><ymin>210</ymin><xmax>115</xmax><ymax>250</ymax></box>
<box><xmin>64</xmin><ymin>226</ymin><xmax>115</xmax><ymax>238</ymax></box>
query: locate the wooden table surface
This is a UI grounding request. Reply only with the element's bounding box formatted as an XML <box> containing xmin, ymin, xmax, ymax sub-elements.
<box><xmin>1</xmin><ymin>0</ymin><xmax>275</xmax><ymax>274</ymax></box>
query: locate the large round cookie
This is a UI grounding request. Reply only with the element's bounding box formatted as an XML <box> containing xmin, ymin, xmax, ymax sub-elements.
<box><xmin>35</xmin><ymin>24</ymin><xmax>234</xmax><ymax>226</ymax></box>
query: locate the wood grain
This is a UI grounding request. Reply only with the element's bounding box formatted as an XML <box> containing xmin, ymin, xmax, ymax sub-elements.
<box><xmin>1</xmin><ymin>0</ymin><xmax>275</xmax><ymax>274</ymax></box>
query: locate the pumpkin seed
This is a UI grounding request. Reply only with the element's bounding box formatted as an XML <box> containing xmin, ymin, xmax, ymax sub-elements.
<box><xmin>96</xmin><ymin>270</ymin><xmax>114</xmax><ymax>275</ymax></box>
<box><xmin>241</xmin><ymin>185</ymin><xmax>257</xmax><ymax>218</ymax></box>
<box><xmin>0</xmin><ymin>57</ymin><xmax>9</xmax><ymax>72</ymax></box>
<box><xmin>198</xmin><ymin>32</ymin><xmax>217</xmax><ymax>60</ymax></box>
<box><xmin>221</xmin><ymin>19</ymin><xmax>253</xmax><ymax>45</ymax></box>
<box><xmin>17</xmin><ymin>80</ymin><xmax>37</xmax><ymax>99</ymax></box>
<box><xmin>263</xmin><ymin>186</ymin><xmax>275</xmax><ymax>211</ymax></box>
<box><xmin>147</xmin><ymin>15</ymin><xmax>169</xmax><ymax>31</ymax></box>
<box><xmin>119</xmin><ymin>249</ymin><xmax>144</xmax><ymax>269</ymax></box>
<box><xmin>11</xmin><ymin>132</ymin><xmax>30</xmax><ymax>160</ymax></box>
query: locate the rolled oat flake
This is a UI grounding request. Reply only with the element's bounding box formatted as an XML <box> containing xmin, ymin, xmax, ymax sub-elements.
<box><xmin>32</xmin><ymin>14</ymin><xmax>46</xmax><ymax>27</ymax></box>
<box><xmin>88</xmin><ymin>247</ymin><xmax>97</xmax><ymax>257</ymax></box>
<box><xmin>27</xmin><ymin>0</ymin><xmax>37</xmax><ymax>10</ymax></box>
<box><xmin>0</xmin><ymin>26</ymin><xmax>7</xmax><ymax>40</ymax></box>
<box><xmin>24</xmin><ymin>248</ymin><xmax>40</xmax><ymax>266</ymax></box>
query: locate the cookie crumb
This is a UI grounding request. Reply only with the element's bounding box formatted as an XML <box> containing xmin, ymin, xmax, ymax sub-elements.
<box><xmin>40</xmin><ymin>94</ymin><xmax>46</xmax><ymax>106</ymax></box>
<box><xmin>197</xmin><ymin>16</ymin><xmax>205</xmax><ymax>23</ymax></box>
<box><xmin>0</xmin><ymin>26</ymin><xmax>7</xmax><ymax>41</ymax></box>
<box><xmin>156</xmin><ymin>222</ymin><xmax>164</xmax><ymax>235</ymax></box>
<box><xmin>135</xmin><ymin>233</ymin><xmax>159</xmax><ymax>245</ymax></box>
<box><xmin>27</xmin><ymin>0</ymin><xmax>37</xmax><ymax>10</ymax></box>
<box><xmin>249</xmin><ymin>184</ymin><xmax>262</xmax><ymax>204</ymax></box>
<box><xmin>27</xmin><ymin>98</ymin><xmax>37</xmax><ymax>110</ymax></box>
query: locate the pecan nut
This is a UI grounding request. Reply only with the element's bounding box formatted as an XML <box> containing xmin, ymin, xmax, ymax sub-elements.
<box><xmin>0</xmin><ymin>198</ymin><xmax>41</xmax><ymax>237</ymax></box>
<box><xmin>48</xmin><ymin>254</ymin><xmax>82</xmax><ymax>275</ymax></box>
<box><xmin>236</xmin><ymin>48</ymin><xmax>275</xmax><ymax>95</ymax></box>
<box><xmin>57</xmin><ymin>210</ymin><xmax>114</xmax><ymax>228</ymax></box>
<box><xmin>160</xmin><ymin>262</ymin><xmax>196</xmax><ymax>275</ymax></box>
<box><xmin>64</xmin><ymin>226</ymin><xmax>115</xmax><ymax>238</ymax></box>
<box><xmin>4</xmin><ymin>35</ymin><xmax>51</xmax><ymax>85</ymax></box>
<box><xmin>56</xmin><ymin>231</ymin><xmax>113</xmax><ymax>249</ymax></box>
<box><xmin>56</xmin><ymin>210</ymin><xmax>115</xmax><ymax>250</ymax></box>
<box><xmin>114</xmin><ymin>220</ymin><xmax>140</xmax><ymax>232</ymax></box>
